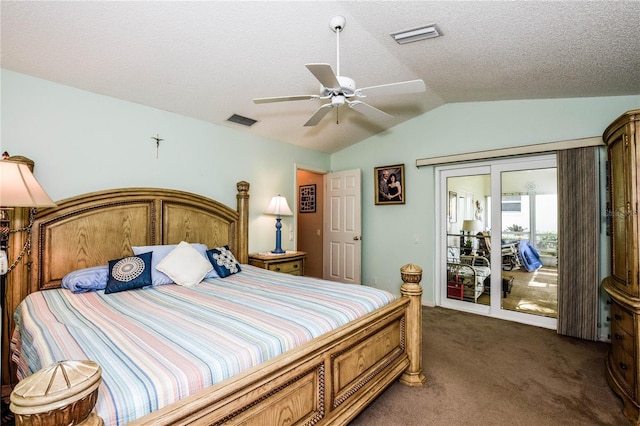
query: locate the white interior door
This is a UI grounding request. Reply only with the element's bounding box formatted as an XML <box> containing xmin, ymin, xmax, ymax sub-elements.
<box><xmin>323</xmin><ymin>169</ymin><xmax>361</xmax><ymax>284</ymax></box>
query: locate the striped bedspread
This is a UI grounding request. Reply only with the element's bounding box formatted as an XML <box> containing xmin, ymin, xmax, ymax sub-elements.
<box><xmin>11</xmin><ymin>265</ymin><xmax>395</xmax><ymax>425</ymax></box>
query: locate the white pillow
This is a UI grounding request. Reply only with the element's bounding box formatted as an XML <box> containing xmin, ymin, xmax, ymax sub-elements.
<box><xmin>132</xmin><ymin>243</ymin><xmax>218</xmax><ymax>285</ymax></box>
<box><xmin>155</xmin><ymin>241</ymin><xmax>213</xmax><ymax>287</ymax></box>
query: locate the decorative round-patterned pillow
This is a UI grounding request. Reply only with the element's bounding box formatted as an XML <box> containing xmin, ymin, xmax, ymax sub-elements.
<box><xmin>111</xmin><ymin>256</ymin><xmax>146</xmax><ymax>282</ymax></box>
<box><xmin>105</xmin><ymin>252</ymin><xmax>152</xmax><ymax>294</ymax></box>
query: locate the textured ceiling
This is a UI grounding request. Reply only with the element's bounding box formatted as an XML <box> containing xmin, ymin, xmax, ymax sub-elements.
<box><xmin>2</xmin><ymin>1</ymin><xmax>639</xmax><ymax>153</ymax></box>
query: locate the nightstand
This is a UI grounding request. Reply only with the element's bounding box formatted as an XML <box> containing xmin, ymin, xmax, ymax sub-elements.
<box><xmin>248</xmin><ymin>251</ymin><xmax>306</xmax><ymax>276</ymax></box>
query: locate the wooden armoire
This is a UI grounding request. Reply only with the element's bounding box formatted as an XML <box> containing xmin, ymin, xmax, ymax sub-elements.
<box><xmin>602</xmin><ymin>109</ymin><xmax>640</xmax><ymax>423</ymax></box>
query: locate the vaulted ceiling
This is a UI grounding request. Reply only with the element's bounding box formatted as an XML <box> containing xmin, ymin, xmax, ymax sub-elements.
<box><xmin>2</xmin><ymin>1</ymin><xmax>639</xmax><ymax>153</ymax></box>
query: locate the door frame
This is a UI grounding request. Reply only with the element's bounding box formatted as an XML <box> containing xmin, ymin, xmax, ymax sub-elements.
<box><xmin>294</xmin><ymin>163</ymin><xmax>329</xmax><ymax>250</ymax></box>
<box><xmin>436</xmin><ymin>155</ymin><xmax>558</xmax><ymax>330</ymax></box>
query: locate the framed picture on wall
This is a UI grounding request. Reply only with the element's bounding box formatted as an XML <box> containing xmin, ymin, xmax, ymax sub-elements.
<box><xmin>374</xmin><ymin>164</ymin><xmax>405</xmax><ymax>205</ymax></box>
<box><xmin>299</xmin><ymin>184</ymin><xmax>316</xmax><ymax>213</ymax></box>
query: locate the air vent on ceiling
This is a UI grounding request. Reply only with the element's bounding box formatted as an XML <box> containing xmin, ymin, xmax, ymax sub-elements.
<box><xmin>391</xmin><ymin>24</ymin><xmax>441</xmax><ymax>44</ymax></box>
<box><xmin>227</xmin><ymin>114</ymin><xmax>257</xmax><ymax>127</ymax></box>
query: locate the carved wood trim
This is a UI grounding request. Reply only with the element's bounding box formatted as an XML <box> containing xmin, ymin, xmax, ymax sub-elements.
<box><xmin>331</xmin><ymin>316</ymin><xmax>406</xmax><ymax>409</ymax></box>
<box><xmin>32</xmin><ymin>199</ymin><xmax>156</xmax><ymax>291</ymax></box>
<box><xmin>211</xmin><ymin>363</ymin><xmax>326</xmax><ymax>426</ymax></box>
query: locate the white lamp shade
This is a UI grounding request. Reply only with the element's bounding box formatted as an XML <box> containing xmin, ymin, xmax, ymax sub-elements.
<box><xmin>264</xmin><ymin>195</ymin><xmax>293</xmax><ymax>216</ymax></box>
<box><xmin>462</xmin><ymin>219</ymin><xmax>483</xmax><ymax>233</ymax></box>
<box><xmin>0</xmin><ymin>160</ymin><xmax>56</xmax><ymax>207</ymax></box>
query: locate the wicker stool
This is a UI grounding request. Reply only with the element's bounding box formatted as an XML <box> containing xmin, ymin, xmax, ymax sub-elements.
<box><xmin>10</xmin><ymin>360</ymin><xmax>103</xmax><ymax>426</ymax></box>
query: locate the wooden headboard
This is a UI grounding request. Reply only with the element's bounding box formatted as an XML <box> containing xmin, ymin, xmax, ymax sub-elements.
<box><xmin>29</xmin><ymin>182</ymin><xmax>249</xmax><ymax>292</ymax></box>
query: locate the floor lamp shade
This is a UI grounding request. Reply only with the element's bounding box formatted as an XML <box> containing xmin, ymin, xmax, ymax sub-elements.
<box><xmin>264</xmin><ymin>195</ymin><xmax>293</xmax><ymax>254</ymax></box>
<box><xmin>0</xmin><ymin>159</ymin><xmax>56</xmax><ymax>379</ymax></box>
<box><xmin>0</xmin><ymin>160</ymin><xmax>56</xmax><ymax>207</ymax></box>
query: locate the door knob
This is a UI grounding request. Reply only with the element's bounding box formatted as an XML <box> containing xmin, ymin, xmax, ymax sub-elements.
<box><xmin>353</xmin><ymin>236</ymin><xmax>362</xmax><ymax>241</ymax></box>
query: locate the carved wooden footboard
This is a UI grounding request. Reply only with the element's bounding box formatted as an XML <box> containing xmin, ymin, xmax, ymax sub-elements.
<box><xmin>9</xmin><ymin>183</ymin><xmax>424</xmax><ymax>425</ymax></box>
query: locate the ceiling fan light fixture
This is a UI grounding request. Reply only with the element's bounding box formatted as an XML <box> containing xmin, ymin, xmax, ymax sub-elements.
<box><xmin>332</xmin><ymin>95</ymin><xmax>346</xmax><ymax>107</ymax></box>
<box><xmin>391</xmin><ymin>24</ymin><xmax>441</xmax><ymax>44</ymax></box>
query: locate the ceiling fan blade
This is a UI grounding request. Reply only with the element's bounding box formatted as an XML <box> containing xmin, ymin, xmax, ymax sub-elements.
<box><xmin>253</xmin><ymin>94</ymin><xmax>318</xmax><ymax>104</ymax></box>
<box><xmin>348</xmin><ymin>101</ymin><xmax>393</xmax><ymax>121</ymax></box>
<box><xmin>304</xmin><ymin>104</ymin><xmax>333</xmax><ymax>127</ymax></box>
<box><xmin>306</xmin><ymin>63</ymin><xmax>341</xmax><ymax>89</ymax></box>
<box><xmin>357</xmin><ymin>79</ymin><xmax>426</xmax><ymax>98</ymax></box>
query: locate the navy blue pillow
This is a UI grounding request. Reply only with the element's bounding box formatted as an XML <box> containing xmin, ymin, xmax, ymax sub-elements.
<box><xmin>206</xmin><ymin>246</ymin><xmax>241</xmax><ymax>278</ymax></box>
<box><xmin>105</xmin><ymin>251</ymin><xmax>153</xmax><ymax>294</ymax></box>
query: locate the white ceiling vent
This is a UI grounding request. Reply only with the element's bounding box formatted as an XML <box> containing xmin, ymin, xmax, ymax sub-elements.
<box><xmin>391</xmin><ymin>24</ymin><xmax>441</xmax><ymax>44</ymax></box>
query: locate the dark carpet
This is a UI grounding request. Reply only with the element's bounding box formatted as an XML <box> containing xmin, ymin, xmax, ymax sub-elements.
<box><xmin>350</xmin><ymin>306</ymin><xmax>628</xmax><ymax>425</ymax></box>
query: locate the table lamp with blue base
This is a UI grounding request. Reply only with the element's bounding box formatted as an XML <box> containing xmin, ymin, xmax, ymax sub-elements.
<box><xmin>264</xmin><ymin>195</ymin><xmax>293</xmax><ymax>254</ymax></box>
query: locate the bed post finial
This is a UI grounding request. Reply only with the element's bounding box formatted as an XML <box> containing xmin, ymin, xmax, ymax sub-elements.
<box><xmin>399</xmin><ymin>263</ymin><xmax>426</xmax><ymax>386</ymax></box>
<box><xmin>236</xmin><ymin>181</ymin><xmax>250</xmax><ymax>264</ymax></box>
<box><xmin>236</xmin><ymin>181</ymin><xmax>250</xmax><ymax>195</ymax></box>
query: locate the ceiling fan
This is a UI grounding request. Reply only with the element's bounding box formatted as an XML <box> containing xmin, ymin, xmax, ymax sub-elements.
<box><xmin>253</xmin><ymin>16</ymin><xmax>427</xmax><ymax>127</ymax></box>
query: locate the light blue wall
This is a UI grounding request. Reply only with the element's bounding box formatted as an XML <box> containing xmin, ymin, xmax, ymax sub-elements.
<box><xmin>1</xmin><ymin>70</ymin><xmax>331</xmax><ymax>252</ymax></box>
<box><xmin>4</xmin><ymin>68</ymin><xmax>640</xmax><ymax>336</ymax></box>
<box><xmin>331</xmin><ymin>96</ymin><xmax>640</xmax><ymax>309</ymax></box>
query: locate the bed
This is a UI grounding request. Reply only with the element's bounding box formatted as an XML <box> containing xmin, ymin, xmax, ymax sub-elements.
<box><xmin>9</xmin><ymin>182</ymin><xmax>425</xmax><ymax>425</ymax></box>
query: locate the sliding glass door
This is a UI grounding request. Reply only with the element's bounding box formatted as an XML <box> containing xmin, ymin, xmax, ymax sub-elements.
<box><xmin>438</xmin><ymin>155</ymin><xmax>557</xmax><ymax>329</ymax></box>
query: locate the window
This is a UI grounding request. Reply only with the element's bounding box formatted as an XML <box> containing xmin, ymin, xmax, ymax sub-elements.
<box><xmin>501</xmin><ymin>195</ymin><xmax>521</xmax><ymax>212</ymax></box>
